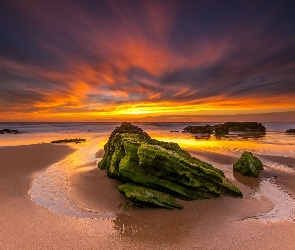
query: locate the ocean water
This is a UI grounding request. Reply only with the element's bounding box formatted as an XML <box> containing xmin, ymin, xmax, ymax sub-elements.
<box><xmin>1</xmin><ymin>121</ymin><xmax>295</xmax><ymax>150</ymax></box>
<box><xmin>1</xmin><ymin>122</ymin><xmax>295</xmax><ymax>222</ymax></box>
<box><xmin>1</xmin><ymin>122</ymin><xmax>295</xmax><ymax>176</ymax></box>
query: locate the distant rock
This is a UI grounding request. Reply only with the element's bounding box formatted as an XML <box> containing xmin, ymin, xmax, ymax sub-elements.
<box><xmin>214</xmin><ymin>125</ymin><xmax>229</xmax><ymax>136</ymax></box>
<box><xmin>233</xmin><ymin>152</ymin><xmax>264</xmax><ymax>177</ymax></box>
<box><xmin>51</xmin><ymin>138</ymin><xmax>86</xmax><ymax>144</ymax></box>
<box><xmin>183</xmin><ymin>122</ymin><xmax>266</xmax><ymax>136</ymax></box>
<box><xmin>0</xmin><ymin>129</ymin><xmax>21</xmax><ymax>134</ymax></box>
<box><xmin>220</xmin><ymin>122</ymin><xmax>266</xmax><ymax>133</ymax></box>
<box><xmin>99</xmin><ymin>122</ymin><xmax>242</xmax><ymax>209</ymax></box>
<box><xmin>285</xmin><ymin>129</ymin><xmax>295</xmax><ymax>133</ymax></box>
<box><xmin>183</xmin><ymin>125</ymin><xmax>214</xmax><ymax>134</ymax></box>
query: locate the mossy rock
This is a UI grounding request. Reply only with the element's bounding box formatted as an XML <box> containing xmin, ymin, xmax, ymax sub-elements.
<box><xmin>99</xmin><ymin>123</ymin><xmax>243</xmax><ymax>209</ymax></box>
<box><xmin>118</xmin><ymin>183</ymin><xmax>183</xmax><ymax>209</ymax></box>
<box><xmin>233</xmin><ymin>151</ymin><xmax>264</xmax><ymax>177</ymax></box>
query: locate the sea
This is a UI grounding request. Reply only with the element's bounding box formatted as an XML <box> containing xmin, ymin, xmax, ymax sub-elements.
<box><xmin>1</xmin><ymin>122</ymin><xmax>294</xmax><ymax>157</ymax></box>
<box><xmin>1</xmin><ymin>122</ymin><xmax>295</xmax><ymax>221</ymax></box>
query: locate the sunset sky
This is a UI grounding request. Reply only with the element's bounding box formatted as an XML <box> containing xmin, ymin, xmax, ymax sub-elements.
<box><xmin>1</xmin><ymin>0</ymin><xmax>295</xmax><ymax>122</ymax></box>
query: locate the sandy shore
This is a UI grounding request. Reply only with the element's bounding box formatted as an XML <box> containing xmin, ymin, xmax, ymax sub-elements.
<box><xmin>1</xmin><ymin>144</ymin><xmax>295</xmax><ymax>249</ymax></box>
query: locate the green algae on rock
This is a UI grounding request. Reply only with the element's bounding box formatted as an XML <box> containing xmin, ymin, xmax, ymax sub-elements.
<box><xmin>99</xmin><ymin>122</ymin><xmax>242</xmax><ymax>209</ymax></box>
<box><xmin>118</xmin><ymin>183</ymin><xmax>183</xmax><ymax>209</ymax></box>
<box><xmin>233</xmin><ymin>151</ymin><xmax>264</xmax><ymax>177</ymax></box>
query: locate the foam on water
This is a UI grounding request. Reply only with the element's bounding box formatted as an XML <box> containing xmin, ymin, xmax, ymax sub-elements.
<box><xmin>246</xmin><ymin>177</ymin><xmax>295</xmax><ymax>223</ymax></box>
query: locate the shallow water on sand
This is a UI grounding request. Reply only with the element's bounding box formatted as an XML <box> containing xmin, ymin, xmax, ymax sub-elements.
<box><xmin>1</xmin><ymin>122</ymin><xmax>294</xmax><ymax>223</ymax></box>
<box><xmin>29</xmin><ymin>135</ymin><xmax>295</xmax><ymax>222</ymax></box>
<box><xmin>28</xmin><ymin>135</ymin><xmax>116</xmax><ymax>218</ymax></box>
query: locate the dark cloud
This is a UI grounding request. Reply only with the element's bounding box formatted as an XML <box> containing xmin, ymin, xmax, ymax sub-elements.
<box><xmin>0</xmin><ymin>0</ymin><xmax>295</xmax><ymax>119</ymax></box>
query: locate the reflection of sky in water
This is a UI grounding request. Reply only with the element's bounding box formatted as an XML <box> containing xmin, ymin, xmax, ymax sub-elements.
<box><xmin>3</xmin><ymin>122</ymin><xmax>295</xmax><ymax>223</ymax></box>
<box><xmin>29</xmin><ymin>135</ymin><xmax>115</xmax><ymax>218</ymax></box>
<box><xmin>1</xmin><ymin>123</ymin><xmax>294</xmax><ymax>159</ymax></box>
<box><xmin>151</xmin><ymin>131</ymin><xmax>295</xmax><ymax>158</ymax></box>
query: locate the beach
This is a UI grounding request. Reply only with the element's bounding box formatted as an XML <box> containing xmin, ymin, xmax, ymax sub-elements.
<box><xmin>1</xmin><ymin>140</ymin><xmax>295</xmax><ymax>249</ymax></box>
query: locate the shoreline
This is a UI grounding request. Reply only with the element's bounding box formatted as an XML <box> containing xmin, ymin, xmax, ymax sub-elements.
<box><xmin>1</xmin><ymin>144</ymin><xmax>295</xmax><ymax>249</ymax></box>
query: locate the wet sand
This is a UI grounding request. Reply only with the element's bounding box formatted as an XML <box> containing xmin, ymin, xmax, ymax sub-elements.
<box><xmin>1</xmin><ymin>144</ymin><xmax>295</xmax><ymax>249</ymax></box>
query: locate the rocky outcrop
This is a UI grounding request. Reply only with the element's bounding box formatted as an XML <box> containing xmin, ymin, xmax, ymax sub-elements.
<box><xmin>99</xmin><ymin>123</ymin><xmax>242</xmax><ymax>209</ymax></box>
<box><xmin>183</xmin><ymin>125</ymin><xmax>214</xmax><ymax>134</ymax></box>
<box><xmin>0</xmin><ymin>129</ymin><xmax>21</xmax><ymax>134</ymax></box>
<box><xmin>220</xmin><ymin>122</ymin><xmax>266</xmax><ymax>132</ymax></box>
<box><xmin>51</xmin><ymin>138</ymin><xmax>86</xmax><ymax>144</ymax></box>
<box><xmin>233</xmin><ymin>152</ymin><xmax>264</xmax><ymax>177</ymax></box>
<box><xmin>183</xmin><ymin>122</ymin><xmax>266</xmax><ymax>136</ymax></box>
<box><xmin>286</xmin><ymin>129</ymin><xmax>295</xmax><ymax>133</ymax></box>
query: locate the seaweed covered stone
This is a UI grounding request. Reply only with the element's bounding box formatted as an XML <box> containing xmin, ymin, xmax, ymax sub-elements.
<box><xmin>118</xmin><ymin>183</ymin><xmax>184</xmax><ymax>209</ymax></box>
<box><xmin>233</xmin><ymin>151</ymin><xmax>264</xmax><ymax>177</ymax></box>
<box><xmin>99</xmin><ymin>123</ymin><xmax>242</xmax><ymax>209</ymax></box>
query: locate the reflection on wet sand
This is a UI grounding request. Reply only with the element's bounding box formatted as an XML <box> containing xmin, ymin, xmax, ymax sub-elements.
<box><xmin>234</xmin><ymin>172</ymin><xmax>295</xmax><ymax>223</ymax></box>
<box><xmin>28</xmin><ymin>129</ymin><xmax>295</xmax><ymax>231</ymax></box>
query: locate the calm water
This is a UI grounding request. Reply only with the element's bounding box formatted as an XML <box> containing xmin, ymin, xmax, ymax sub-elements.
<box><xmin>1</xmin><ymin>122</ymin><xmax>294</xmax><ymax>157</ymax></box>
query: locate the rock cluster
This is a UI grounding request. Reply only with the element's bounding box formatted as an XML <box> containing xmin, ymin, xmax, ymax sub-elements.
<box><xmin>183</xmin><ymin>122</ymin><xmax>266</xmax><ymax>136</ymax></box>
<box><xmin>0</xmin><ymin>129</ymin><xmax>21</xmax><ymax>134</ymax></box>
<box><xmin>99</xmin><ymin>123</ymin><xmax>242</xmax><ymax>209</ymax></box>
<box><xmin>233</xmin><ymin>152</ymin><xmax>264</xmax><ymax>177</ymax></box>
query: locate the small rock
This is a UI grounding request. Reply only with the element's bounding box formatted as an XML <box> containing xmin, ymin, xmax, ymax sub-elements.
<box><xmin>233</xmin><ymin>151</ymin><xmax>264</xmax><ymax>177</ymax></box>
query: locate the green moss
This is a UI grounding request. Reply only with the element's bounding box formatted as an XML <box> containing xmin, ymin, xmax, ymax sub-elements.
<box><xmin>99</xmin><ymin>123</ymin><xmax>243</xmax><ymax>209</ymax></box>
<box><xmin>233</xmin><ymin>151</ymin><xmax>264</xmax><ymax>177</ymax></box>
<box><xmin>121</xmin><ymin>201</ymin><xmax>130</xmax><ymax>211</ymax></box>
<box><xmin>118</xmin><ymin>183</ymin><xmax>183</xmax><ymax>209</ymax></box>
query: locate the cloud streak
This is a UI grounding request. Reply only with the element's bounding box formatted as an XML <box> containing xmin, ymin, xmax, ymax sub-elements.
<box><xmin>0</xmin><ymin>0</ymin><xmax>295</xmax><ymax>121</ymax></box>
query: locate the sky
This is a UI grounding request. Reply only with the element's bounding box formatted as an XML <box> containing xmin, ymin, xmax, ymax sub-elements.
<box><xmin>1</xmin><ymin>0</ymin><xmax>295</xmax><ymax>122</ymax></box>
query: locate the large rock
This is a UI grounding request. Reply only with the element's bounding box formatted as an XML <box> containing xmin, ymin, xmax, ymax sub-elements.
<box><xmin>183</xmin><ymin>122</ymin><xmax>266</xmax><ymax>136</ymax></box>
<box><xmin>233</xmin><ymin>152</ymin><xmax>264</xmax><ymax>177</ymax></box>
<box><xmin>99</xmin><ymin>123</ymin><xmax>242</xmax><ymax>209</ymax></box>
<box><xmin>286</xmin><ymin>129</ymin><xmax>295</xmax><ymax>133</ymax></box>
<box><xmin>220</xmin><ymin>122</ymin><xmax>266</xmax><ymax>132</ymax></box>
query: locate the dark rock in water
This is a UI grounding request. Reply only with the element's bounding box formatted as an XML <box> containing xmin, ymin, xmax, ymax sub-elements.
<box><xmin>286</xmin><ymin>129</ymin><xmax>295</xmax><ymax>133</ymax></box>
<box><xmin>214</xmin><ymin>126</ymin><xmax>229</xmax><ymax>136</ymax></box>
<box><xmin>220</xmin><ymin>122</ymin><xmax>266</xmax><ymax>132</ymax></box>
<box><xmin>51</xmin><ymin>138</ymin><xmax>86</xmax><ymax>144</ymax></box>
<box><xmin>2</xmin><ymin>129</ymin><xmax>13</xmax><ymax>133</ymax></box>
<box><xmin>182</xmin><ymin>122</ymin><xmax>266</xmax><ymax>136</ymax></box>
<box><xmin>233</xmin><ymin>152</ymin><xmax>264</xmax><ymax>177</ymax></box>
<box><xmin>99</xmin><ymin>122</ymin><xmax>242</xmax><ymax>209</ymax></box>
<box><xmin>183</xmin><ymin>125</ymin><xmax>214</xmax><ymax>134</ymax></box>
<box><xmin>0</xmin><ymin>129</ymin><xmax>21</xmax><ymax>134</ymax></box>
